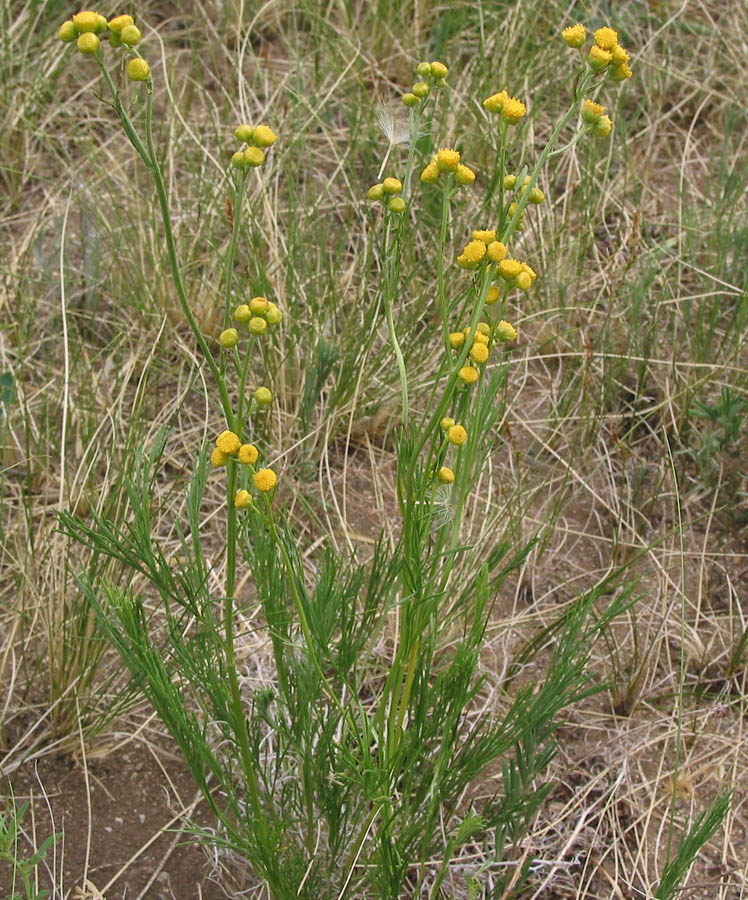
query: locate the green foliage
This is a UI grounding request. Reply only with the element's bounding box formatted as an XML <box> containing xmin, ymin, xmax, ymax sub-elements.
<box><xmin>0</xmin><ymin>801</ymin><xmax>59</xmax><ymax>900</ymax></box>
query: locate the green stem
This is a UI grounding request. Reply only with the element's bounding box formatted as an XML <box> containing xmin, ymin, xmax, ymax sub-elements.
<box><xmin>437</xmin><ymin>182</ymin><xmax>453</xmax><ymax>351</ymax></box>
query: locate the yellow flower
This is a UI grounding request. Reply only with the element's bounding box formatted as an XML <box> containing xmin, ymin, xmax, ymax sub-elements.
<box><xmin>231</xmin><ymin>152</ymin><xmax>246</xmax><ymax>168</ymax></box>
<box><xmin>440</xmin><ymin>417</ymin><xmax>455</xmax><ymax>430</ymax></box>
<box><xmin>496</xmin><ymin>321</ymin><xmax>518</xmax><ymax>342</ymax></box>
<box><xmin>483</xmin><ymin>90</ymin><xmax>508</xmax><ymax>113</ymax></box>
<box><xmin>73</xmin><ymin>11</ymin><xmax>99</xmax><ymax>33</ymax></box>
<box><xmin>472</xmin><ymin>229</ymin><xmax>496</xmax><ymax>243</ymax></box>
<box><xmin>562</xmin><ymin>24</ymin><xmax>586</xmax><ymax>47</ymax></box>
<box><xmin>253</xmin><ymin>468</ymin><xmax>278</xmax><ymax>492</ymax></box>
<box><xmin>520</xmin><ymin>262</ymin><xmax>537</xmax><ymax>280</ymax></box>
<box><xmin>388</xmin><ymin>197</ymin><xmax>406</xmax><ymax>213</ymax></box>
<box><xmin>470</xmin><ymin>342</ymin><xmax>489</xmax><ymax>364</ymax></box>
<box><xmin>457</xmin><ymin>240</ymin><xmax>487</xmax><ymax>270</ymax></box>
<box><xmin>486</xmin><ymin>285</ymin><xmax>501</xmax><ymax>305</ymax></box>
<box><xmin>588</xmin><ymin>45</ymin><xmax>612</xmax><ymax>70</ymax></box>
<box><xmin>594</xmin><ymin>115</ymin><xmax>613</xmax><ymax>137</ymax></box>
<box><xmin>430</xmin><ymin>61</ymin><xmax>448</xmax><ymax>79</ymax></box>
<box><xmin>582</xmin><ymin>99</ymin><xmax>605</xmax><ymax>124</ymax></box>
<box><xmin>515</xmin><ymin>272</ymin><xmax>532</xmax><ymax>291</ymax></box>
<box><xmin>448</xmin><ymin>332</ymin><xmax>465</xmax><ymax>349</ymax></box>
<box><xmin>211</xmin><ymin>448</ymin><xmax>229</xmax><ymax>467</ymax></box>
<box><xmin>487</xmin><ymin>241</ymin><xmax>507</xmax><ymax>263</ymax></box>
<box><xmin>498</xmin><ymin>258</ymin><xmax>522</xmax><ymax>279</ymax></box>
<box><xmin>253</xmin><ymin>125</ymin><xmax>277</xmax><ymax>147</ymax></box>
<box><xmin>235</xmin><ymin>123</ymin><xmax>254</xmax><ymax>142</ymax></box>
<box><xmin>249</xmin><ymin>316</ymin><xmax>267</xmax><ymax>334</ymax></box>
<box><xmin>501</xmin><ymin>98</ymin><xmax>526</xmax><ymax>124</ymax></box>
<box><xmin>454</xmin><ymin>165</ymin><xmax>475</xmax><ymax>185</ymax></box>
<box><xmin>528</xmin><ymin>187</ymin><xmax>545</xmax><ymax>204</ymax></box>
<box><xmin>120</xmin><ymin>24</ymin><xmax>142</xmax><ymax>46</ymax></box>
<box><xmin>220</xmin><ymin>328</ymin><xmax>239</xmax><ymax>347</ymax></box>
<box><xmin>470</xmin><ymin>332</ymin><xmax>489</xmax><ymax>346</ymax></box>
<box><xmin>476</xmin><ymin>322</ymin><xmax>490</xmax><ymax>335</ymax></box>
<box><xmin>243</xmin><ymin>147</ymin><xmax>265</xmax><ymax>167</ymax></box>
<box><xmin>250</xmin><ymin>296</ymin><xmax>268</xmax><ymax>314</ymax></box>
<box><xmin>503</xmin><ymin>174</ymin><xmax>517</xmax><ymax>189</ymax></box>
<box><xmin>610</xmin><ymin>63</ymin><xmax>633</xmax><ymax>81</ymax></box>
<box><xmin>108</xmin><ymin>14</ymin><xmax>134</xmax><ymax>33</ymax></box>
<box><xmin>412</xmin><ymin>81</ymin><xmax>430</xmax><ymax>98</ymax></box>
<box><xmin>254</xmin><ymin>387</ymin><xmax>272</xmax><ymax>405</ymax></box>
<box><xmin>238</xmin><ymin>443</ymin><xmax>259</xmax><ymax>465</ymax></box>
<box><xmin>402</xmin><ymin>93</ymin><xmax>419</xmax><ymax>108</ymax></box>
<box><xmin>216</xmin><ymin>430</ymin><xmax>241</xmax><ymax>455</ymax></box>
<box><xmin>416</xmin><ymin>61</ymin><xmax>432</xmax><ymax>77</ymax></box>
<box><xmin>611</xmin><ymin>45</ymin><xmax>630</xmax><ymax>64</ymax></box>
<box><xmin>126</xmin><ymin>58</ymin><xmax>150</xmax><ymax>81</ymax></box>
<box><xmin>265</xmin><ymin>303</ymin><xmax>283</xmax><ymax>325</ymax></box>
<box><xmin>234</xmin><ymin>304</ymin><xmax>251</xmax><ymax>322</ymax></box>
<box><xmin>77</xmin><ymin>32</ymin><xmax>100</xmax><ymax>54</ymax></box>
<box><xmin>59</xmin><ymin>21</ymin><xmax>77</xmax><ymax>42</ymax></box>
<box><xmin>420</xmin><ymin>163</ymin><xmax>440</xmax><ymax>183</ymax></box>
<box><xmin>447</xmin><ymin>424</ymin><xmax>467</xmax><ymax>445</ymax></box>
<box><xmin>437</xmin><ymin>466</ymin><xmax>455</xmax><ymax>484</ymax></box>
<box><xmin>436</xmin><ymin>148</ymin><xmax>460</xmax><ymax>171</ymax></box>
<box><xmin>234</xmin><ymin>489</ymin><xmax>252</xmax><ymax>509</ymax></box>
<box><xmin>458</xmin><ymin>365</ymin><xmax>479</xmax><ymax>385</ymax></box>
<box><xmin>594</xmin><ymin>27</ymin><xmax>618</xmax><ymax>51</ymax></box>
<box><xmin>382</xmin><ymin>177</ymin><xmax>403</xmax><ymax>194</ymax></box>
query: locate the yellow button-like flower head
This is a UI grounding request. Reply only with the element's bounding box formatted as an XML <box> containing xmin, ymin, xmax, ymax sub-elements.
<box><xmin>388</xmin><ymin>197</ymin><xmax>406</xmax><ymax>213</ymax></box>
<box><xmin>528</xmin><ymin>187</ymin><xmax>545</xmax><ymax>204</ymax></box>
<box><xmin>562</xmin><ymin>24</ymin><xmax>586</xmax><ymax>47</ymax></box>
<box><xmin>430</xmin><ymin>61</ymin><xmax>448</xmax><ymax>79</ymax></box>
<box><xmin>73</xmin><ymin>11</ymin><xmax>99</xmax><ymax>33</ymax></box>
<box><xmin>515</xmin><ymin>271</ymin><xmax>532</xmax><ymax>291</ymax></box>
<box><xmin>448</xmin><ymin>332</ymin><xmax>465</xmax><ymax>349</ymax></box>
<box><xmin>582</xmin><ymin>100</ymin><xmax>605</xmax><ymax>124</ymax></box>
<box><xmin>420</xmin><ymin>163</ymin><xmax>440</xmax><ymax>183</ymax></box>
<box><xmin>248</xmin><ymin>297</ymin><xmax>267</xmax><ymax>315</ymax></box>
<box><xmin>470</xmin><ymin>342</ymin><xmax>489</xmax><ymax>364</ymax></box>
<box><xmin>235</xmin><ymin>123</ymin><xmax>254</xmax><ymax>142</ymax></box>
<box><xmin>589</xmin><ymin>45</ymin><xmax>612</xmax><ymax>70</ymax></box>
<box><xmin>501</xmin><ymin>98</ymin><xmax>526</xmax><ymax>124</ymax></box>
<box><xmin>503</xmin><ymin>174</ymin><xmax>517</xmax><ymax>189</ymax></box>
<box><xmin>472</xmin><ymin>230</ymin><xmax>496</xmax><ymax>244</ymax></box>
<box><xmin>243</xmin><ymin>147</ymin><xmax>265</xmax><ymax>167</ymax></box>
<box><xmin>457</xmin><ymin>240</ymin><xmax>487</xmax><ymax>270</ymax></box>
<box><xmin>216</xmin><ymin>430</ymin><xmax>241</xmax><ymax>455</ymax></box>
<box><xmin>402</xmin><ymin>93</ymin><xmax>419</xmax><ymax>108</ymax></box>
<box><xmin>454</xmin><ymin>164</ymin><xmax>475</xmax><ymax>185</ymax></box>
<box><xmin>437</xmin><ymin>466</ymin><xmax>455</xmax><ymax>484</ymax></box>
<box><xmin>108</xmin><ymin>14</ymin><xmax>134</xmax><ymax>33</ymax></box>
<box><xmin>234</xmin><ymin>304</ymin><xmax>251</xmax><ymax>323</ymax></box>
<box><xmin>220</xmin><ymin>328</ymin><xmax>239</xmax><ymax>347</ymax></box>
<box><xmin>120</xmin><ymin>24</ymin><xmax>142</xmax><ymax>46</ymax></box>
<box><xmin>211</xmin><ymin>448</ymin><xmax>229</xmax><ymax>467</ymax></box>
<box><xmin>594</xmin><ymin>27</ymin><xmax>618</xmax><ymax>51</ymax></box>
<box><xmin>610</xmin><ymin>63</ymin><xmax>633</xmax><ymax>81</ymax></box>
<box><xmin>59</xmin><ymin>21</ymin><xmax>77</xmax><ymax>42</ymax></box>
<box><xmin>265</xmin><ymin>303</ymin><xmax>283</xmax><ymax>325</ymax></box>
<box><xmin>521</xmin><ymin>262</ymin><xmax>537</xmax><ymax>280</ymax></box>
<box><xmin>238</xmin><ymin>444</ymin><xmax>259</xmax><ymax>465</ymax></box>
<box><xmin>436</xmin><ymin>148</ymin><xmax>460</xmax><ymax>171</ymax></box>
<box><xmin>126</xmin><ymin>58</ymin><xmax>150</xmax><ymax>81</ymax></box>
<box><xmin>77</xmin><ymin>32</ymin><xmax>100</xmax><ymax>54</ymax></box>
<box><xmin>382</xmin><ymin>177</ymin><xmax>403</xmax><ymax>194</ymax></box>
<box><xmin>496</xmin><ymin>320</ymin><xmax>518</xmax><ymax>342</ymax></box>
<box><xmin>486</xmin><ymin>285</ymin><xmax>500</xmax><ymax>305</ymax></box>
<box><xmin>594</xmin><ymin>115</ymin><xmax>613</xmax><ymax>137</ymax></box>
<box><xmin>253</xmin><ymin>468</ymin><xmax>278</xmax><ymax>492</ymax></box>
<box><xmin>412</xmin><ymin>81</ymin><xmax>430</xmax><ymax>99</ymax></box>
<box><xmin>440</xmin><ymin>417</ymin><xmax>455</xmax><ymax>430</ymax></box>
<box><xmin>498</xmin><ymin>258</ymin><xmax>522</xmax><ymax>280</ymax></box>
<box><xmin>234</xmin><ymin>489</ymin><xmax>252</xmax><ymax>509</ymax></box>
<box><xmin>249</xmin><ymin>316</ymin><xmax>267</xmax><ymax>334</ymax></box>
<box><xmin>483</xmin><ymin>90</ymin><xmax>508</xmax><ymax>113</ymax></box>
<box><xmin>252</xmin><ymin>125</ymin><xmax>277</xmax><ymax>147</ymax></box>
<box><xmin>611</xmin><ymin>45</ymin><xmax>630</xmax><ymax>64</ymax></box>
<box><xmin>487</xmin><ymin>241</ymin><xmax>507</xmax><ymax>263</ymax></box>
<box><xmin>458</xmin><ymin>365</ymin><xmax>479</xmax><ymax>385</ymax></box>
<box><xmin>254</xmin><ymin>387</ymin><xmax>272</xmax><ymax>405</ymax></box>
<box><xmin>447</xmin><ymin>424</ymin><xmax>467</xmax><ymax>445</ymax></box>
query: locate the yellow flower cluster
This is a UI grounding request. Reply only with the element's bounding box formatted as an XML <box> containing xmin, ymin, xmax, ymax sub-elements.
<box><xmin>223</xmin><ymin>296</ymin><xmax>283</xmax><ymax>347</ymax></box>
<box><xmin>421</xmin><ymin>148</ymin><xmax>476</xmax><ymax>187</ymax></box>
<box><xmin>59</xmin><ymin>11</ymin><xmax>150</xmax><ymax>80</ymax></box>
<box><xmin>483</xmin><ymin>90</ymin><xmax>526</xmax><ymax>124</ymax></box>
<box><xmin>402</xmin><ymin>60</ymin><xmax>449</xmax><ymax>108</ymax></box>
<box><xmin>367</xmin><ymin>177</ymin><xmax>406</xmax><ymax>213</ymax></box>
<box><xmin>504</xmin><ymin>174</ymin><xmax>545</xmax><ymax>206</ymax></box>
<box><xmin>210</xmin><ymin>431</ymin><xmax>277</xmax><ymax>502</ymax></box>
<box><xmin>581</xmin><ymin>99</ymin><xmax>613</xmax><ymax>137</ymax></box>
<box><xmin>562</xmin><ymin>24</ymin><xmax>633</xmax><ymax>81</ymax></box>
<box><xmin>231</xmin><ymin>124</ymin><xmax>278</xmax><ymax>169</ymax></box>
<box><xmin>456</xmin><ymin>231</ymin><xmax>536</xmax><ymax>292</ymax></box>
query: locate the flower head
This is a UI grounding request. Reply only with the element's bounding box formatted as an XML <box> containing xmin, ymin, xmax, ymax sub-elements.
<box><xmin>388</xmin><ymin>197</ymin><xmax>406</xmax><ymax>213</ymax></box>
<box><xmin>234</xmin><ymin>304</ymin><xmax>251</xmax><ymax>322</ymax></box>
<box><xmin>249</xmin><ymin>316</ymin><xmax>267</xmax><ymax>335</ymax></box>
<box><xmin>220</xmin><ymin>327</ymin><xmax>239</xmax><ymax>348</ymax></box>
<box><xmin>436</xmin><ymin>148</ymin><xmax>460</xmax><ymax>171</ymax></box>
<box><xmin>243</xmin><ymin>147</ymin><xmax>265</xmax><ymax>167</ymax></box>
<box><xmin>472</xmin><ymin>230</ymin><xmax>496</xmax><ymax>243</ymax></box>
<box><xmin>498</xmin><ymin>258</ymin><xmax>522</xmax><ymax>280</ymax></box>
<box><xmin>458</xmin><ymin>365</ymin><xmax>479</xmax><ymax>385</ymax></box>
<box><xmin>486</xmin><ymin>285</ymin><xmax>501</xmax><ymax>305</ymax></box>
<box><xmin>483</xmin><ymin>90</ymin><xmax>509</xmax><ymax>113</ymax></box>
<box><xmin>402</xmin><ymin>93</ymin><xmax>419</xmax><ymax>108</ymax></box>
<box><xmin>501</xmin><ymin>98</ymin><xmax>526</xmax><ymax>124</ymax></box>
<box><xmin>470</xmin><ymin>342</ymin><xmax>489</xmax><ymax>364</ymax></box>
<box><xmin>254</xmin><ymin>387</ymin><xmax>272</xmax><ymax>405</ymax></box>
<box><xmin>610</xmin><ymin>63</ymin><xmax>633</xmax><ymax>81</ymax></box>
<box><xmin>487</xmin><ymin>241</ymin><xmax>507</xmax><ymax>262</ymax></box>
<box><xmin>412</xmin><ymin>81</ymin><xmax>430</xmax><ymax>98</ymax></box>
<box><xmin>594</xmin><ymin>115</ymin><xmax>613</xmax><ymax>137</ymax></box>
<box><xmin>588</xmin><ymin>45</ymin><xmax>612</xmax><ymax>71</ymax></box>
<box><xmin>253</xmin><ymin>468</ymin><xmax>278</xmax><ymax>492</ymax></box>
<box><xmin>265</xmin><ymin>303</ymin><xmax>283</xmax><ymax>325</ymax></box>
<box><xmin>235</xmin><ymin>124</ymin><xmax>254</xmax><ymax>142</ymax></box>
<box><xmin>457</xmin><ymin>240</ymin><xmax>487</xmax><ymax>269</ymax></box>
<box><xmin>77</xmin><ymin>32</ymin><xmax>100</xmax><ymax>54</ymax></box>
<box><xmin>120</xmin><ymin>24</ymin><xmax>141</xmax><ymax>46</ymax></box>
<box><xmin>448</xmin><ymin>332</ymin><xmax>465</xmax><ymax>349</ymax></box>
<box><xmin>437</xmin><ymin>466</ymin><xmax>455</xmax><ymax>484</ymax></box>
<box><xmin>440</xmin><ymin>417</ymin><xmax>455</xmax><ymax>430</ymax></box>
<box><xmin>430</xmin><ymin>61</ymin><xmax>448</xmax><ymax>79</ymax></box>
<box><xmin>234</xmin><ymin>489</ymin><xmax>252</xmax><ymax>509</ymax></box>
<box><xmin>594</xmin><ymin>27</ymin><xmax>618</xmax><ymax>51</ymax></box>
<box><xmin>238</xmin><ymin>443</ymin><xmax>259</xmax><ymax>465</ymax></box>
<box><xmin>447</xmin><ymin>424</ymin><xmax>467</xmax><ymax>445</ymax></box>
<box><xmin>253</xmin><ymin>125</ymin><xmax>277</xmax><ymax>147</ymax></box>
<box><xmin>72</xmin><ymin>11</ymin><xmax>100</xmax><ymax>33</ymax></box>
<box><xmin>250</xmin><ymin>296</ymin><xmax>268</xmax><ymax>314</ymax></box>
<box><xmin>216</xmin><ymin>430</ymin><xmax>241</xmax><ymax>455</ymax></box>
<box><xmin>382</xmin><ymin>177</ymin><xmax>403</xmax><ymax>194</ymax></box>
<box><xmin>562</xmin><ymin>24</ymin><xmax>586</xmax><ymax>47</ymax></box>
<box><xmin>59</xmin><ymin>21</ymin><xmax>77</xmax><ymax>42</ymax></box>
<box><xmin>515</xmin><ymin>271</ymin><xmax>532</xmax><ymax>291</ymax></box>
<box><xmin>211</xmin><ymin>448</ymin><xmax>229</xmax><ymax>467</ymax></box>
<box><xmin>420</xmin><ymin>163</ymin><xmax>440</xmax><ymax>183</ymax></box>
<box><xmin>126</xmin><ymin>58</ymin><xmax>150</xmax><ymax>81</ymax></box>
<box><xmin>582</xmin><ymin>100</ymin><xmax>605</xmax><ymax>124</ymax></box>
<box><xmin>108</xmin><ymin>14</ymin><xmax>134</xmax><ymax>33</ymax></box>
<box><xmin>454</xmin><ymin>164</ymin><xmax>475</xmax><ymax>185</ymax></box>
<box><xmin>496</xmin><ymin>321</ymin><xmax>518</xmax><ymax>342</ymax></box>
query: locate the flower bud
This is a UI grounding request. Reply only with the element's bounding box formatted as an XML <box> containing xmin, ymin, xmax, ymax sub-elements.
<box><xmin>108</xmin><ymin>15</ymin><xmax>134</xmax><ymax>33</ymax></box>
<box><xmin>454</xmin><ymin>164</ymin><xmax>475</xmax><ymax>185</ymax></box>
<box><xmin>486</xmin><ymin>285</ymin><xmax>501</xmax><ymax>305</ymax></box>
<box><xmin>594</xmin><ymin>115</ymin><xmax>613</xmax><ymax>137</ymax></box>
<box><xmin>458</xmin><ymin>365</ymin><xmax>479</xmax><ymax>385</ymax></box>
<box><xmin>120</xmin><ymin>24</ymin><xmax>142</xmax><ymax>46</ymax></box>
<box><xmin>388</xmin><ymin>197</ymin><xmax>406</xmax><ymax>213</ymax></box>
<box><xmin>447</xmin><ymin>424</ymin><xmax>467</xmax><ymax>445</ymax></box>
<box><xmin>430</xmin><ymin>61</ymin><xmax>448</xmax><ymax>79</ymax></box>
<box><xmin>95</xmin><ymin>14</ymin><xmax>108</xmax><ymax>33</ymax></box>
<box><xmin>231</xmin><ymin>151</ymin><xmax>247</xmax><ymax>168</ymax></box>
<box><xmin>126</xmin><ymin>58</ymin><xmax>150</xmax><ymax>81</ymax></box>
<box><xmin>219</xmin><ymin>328</ymin><xmax>239</xmax><ymax>348</ymax></box>
<box><xmin>252</xmin><ymin>125</ymin><xmax>277</xmax><ymax>147</ymax></box>
<box><xmin>59</xmin><ymin>21</ymin><xmax>77</xmax><ymax>42</ymax></box>
<box><xmin>367</xmin><ymin>183</ymin><xmax>385</xmax><ymax>200</ymax></box>
<box><xmin>581</xmin><ymin>99</ymin><xmax>605</xmax><ymax>124</ymax></box>
<box><xmin>610</xmin><ymin>63</ymin><xmax>632</xmax><ymax>81</ymax></box>
<box><xmin>412</xmin><ymin>81</ymin><xmax>430</xmax><ymax>98</ymax></box>
<box><xmin>420</xmin><ymin>163</ymin><xmax>439</xmax><ymax>183</ymax></box>
<box><xmin>249</xmin><ymin>316</ymin><xmax>267</xmax><ymax>334</ymax></box>
<box><xmin>503</xmin><ymin>174</ymin><xmax>517</xmax><ymax>190</ymax></box>
<box><xmin>382</xmin><ymin>177</ymin><xmax>402</xmax><ymax>194</ymax></box>
<box><xmin>243</xmin><ymin>146</ymin><xmax>265</xmax><ymax>167</ymax></box>
<box><xmin>210</xmin><ymin>448</ymin><xmax>229</xmax><ymax>467</ymax></box>
<box><xmin>234</xmin><ymin>304</ymin><xmax>252</xmax><ymax>322</ymax></box>
<box><xmin>437</xmin><ymin>466</ymin><xmax>455</xmax><ymax>484</ymax></box>
<box><xmin>235</xmin><ymin>123</ymin><xmax>254</xmax><ymax>142</ymax></box>
<box><xmin>234</xmin><ymin>489</ymin><xmax>252</xmax><ymax>509</ymax></box>
<box><xmin>562</xmin><ymin>24</ymin><xmax>586</xmax><ymax>48</ymax></box>
<box><xmin>496</xmin><ymin>320</ymin><xmax>518</xmax><ymax>342</ymax></box>
<box><xmin>254</xmin><ymin>386</ymin><xmax>273</xmax><ymax>405</ymax></box>
<box><xmin>515</xmin><ymin>271</ymin><xmax>532</xmax><ymax>291</ymax></box>
<box><xmin>448</xmin><ymin>333</ymin><xmax>465</xmax><ymax>349</ymax></box>
<box><xmin>250</xmin><ymin>296</ymin><xmax>268</xmax><ymax>314</ymax></box>
<box><xmin>402</xmin><ymin>93</ymin><xmax>419</xmax><ymax>107</ymax></box>
<box><xmin>588</xmin><ymin>45</ymin><xmax>611</xmax><ymax>71</ymax></box>
<box><xmin>73</xmin><ymin>11</ymin><xmax>99</xmax><ymax>33</ymax></box>
<box><xmin>483</xmin><ymin>91</ymin><xmax>508</xmax><ymax>113</ymax></box>
<box><xmin>77</xmin><ymin>32</ymin><xmax>100</xmax><ymax>54</ymax></box>
<box><xmin>265</xmin><ymin>303</ymin><xmax>282</xmax><ymax>325</ymax></box>
<box><xmin>416</xmin><ymin>61</ymin><xmax>432</xmax><ymax>77</ymax></box>
<box><xmin>440</xmin><ymin>417</ymin><xmax>455</xmax><ymax>429</ymax></box>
